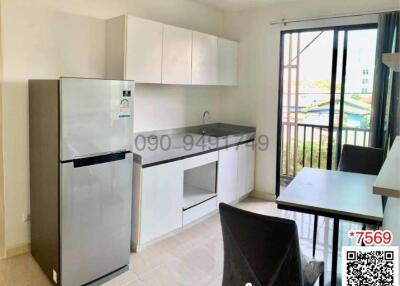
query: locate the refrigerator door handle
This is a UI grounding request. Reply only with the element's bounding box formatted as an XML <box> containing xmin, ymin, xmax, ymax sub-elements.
<box><xmin>72</xmin><ymin>151</ymin><xmax>131</xmax><ymax>168</ymax></box>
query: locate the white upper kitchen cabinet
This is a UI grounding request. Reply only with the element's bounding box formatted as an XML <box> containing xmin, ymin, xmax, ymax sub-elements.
<box><xmin>106</xmin><ymin>16</ymin><xmax>126</xmax><ymax>80</ymax></box>
<box><xmin>192</xmin><ymin>31</ymin><xmax>218</xmax><ymax>85</ymax></box>
<box><xmin>217</xmin><ymin>146</ymin><xmax>239</xmax><ymax>204</ymax></box>
<box><xmin>218</xmin><ymin>38</ymin><xmax>238</xmax><ymax>86</ymax></box>
<box><xmin>237</xmin><ymin>143</ymin><xmax>255</xmax><ymax>198</ymax></box>
<box><xmin>106</xmin><ymin>15</ymin><xmax>163</xmax><ymax>83</ymax></box>
<box><xmin>139</xmin><ymin>160</ymin><xmax>183</xmax><ymax>244</ymax></box>
<box><xmin>126</xmin><ymin>16</ymin><xmax>163</xmax><ymax>83</ymax></box>
<box><xmin>106</xmin><ymin>15</ymin><xmax>238</xmax><ymax>86</ymax></box>
<box><xmin>162</xmin><ymin>25</ymin><xmax>192</xmax><ymax>84</ymax></box>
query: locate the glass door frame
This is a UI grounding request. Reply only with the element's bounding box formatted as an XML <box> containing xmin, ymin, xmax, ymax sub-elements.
<box><xmin>275</xmin><ymin>23</ymin><xmax>378</xmax><ymax>197</ymax></box>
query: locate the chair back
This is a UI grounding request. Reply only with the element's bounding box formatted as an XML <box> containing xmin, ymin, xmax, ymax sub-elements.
<box><xmin>338</xmin><ymin>144</ymin><xmax>387</xmax><ymax>209</ymax></box>
<box><xmin>338</xmin><ymin>144</ymin><xmax>384</xmax><ymax>175</ymax></box>
<box><xmin>219</xmin><ymin>203</ymin><xmax>303</xmax><ymax>286</ymax></box>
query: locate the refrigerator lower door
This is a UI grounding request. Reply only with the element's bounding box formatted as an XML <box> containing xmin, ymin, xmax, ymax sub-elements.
<box><xmin>60</xmin><ymin>152</ymin><xmax>132</xmax><ymax>286</ymax></box>
<box><xmin>60</xmin><ymin>77</ymin><xmax>134</xmax><ymax>161</ymax></box>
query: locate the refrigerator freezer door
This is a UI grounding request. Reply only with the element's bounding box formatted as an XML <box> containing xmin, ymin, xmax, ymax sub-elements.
<box><xmin>60</xmin><ymin>153</ymin><xmax>132</xmax><ymax>286</ymax></box>
<box><xmin>60</xmin><ymin>77</ymin><xmax>134</xmax><ymax>161</ymax></box>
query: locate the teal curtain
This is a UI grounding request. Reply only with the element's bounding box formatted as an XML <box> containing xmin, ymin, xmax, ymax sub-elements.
<box><xmin>370</xmin><ymin>11</ymin><xmax>400</xmax><ymax>150</ymax></box>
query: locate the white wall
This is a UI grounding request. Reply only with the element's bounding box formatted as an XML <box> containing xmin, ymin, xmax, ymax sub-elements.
<box><xmin>219</xmin><ymin>0</ymin><xmax>400</xmax><ymax>199</ymax></box>
<box><xmin>0</xmin><ymin>0</ymin><xmax>223</xmax><ymax>250</ymax></box>
<box><xmin>134</xmin><ymin>84</ymin><xmax>220</xmax><ymax>132</ymax></box>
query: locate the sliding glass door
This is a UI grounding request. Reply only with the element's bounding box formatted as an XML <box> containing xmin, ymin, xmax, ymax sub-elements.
<box><xmin>277</xmin><ymin>24</ymin><xmax>377</xmax><ymax>193</ymax></box>
<box><xmin>334</xmin><ymin>29</ymin><xmax>378</xmax><ymax>162</ymax></box>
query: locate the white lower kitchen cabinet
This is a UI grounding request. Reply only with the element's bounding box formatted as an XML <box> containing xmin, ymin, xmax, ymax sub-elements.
<box><xmin>217</xmin><ymin>146</ymin><xmax>239</xmax><ymax>204</ymax></box>
<box><xmin>237</xmin><ymin>143</ymin><xmax>255</xmax><ymax>198</ymax></box>
<box><xmin>183</xmin><ymin>197</ymin><xmax>217</xmax><ymax>226</ymax></box>
<box><xmin>218</xmin><ymin>143</ymin><xmax>255</xmax><ymax>204</ymax></box>
<box><xmin>136</xmin><ymin>160</ymin><xmax>183</xmax><ymax>245</ymax></box>
<box><xmin>132</xmin><ymin>142</ymin><xmax>255</xmax><ymax>250</ymax></box>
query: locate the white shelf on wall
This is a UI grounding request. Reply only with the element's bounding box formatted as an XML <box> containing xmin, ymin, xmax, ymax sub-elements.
<box><xmin>382</xmin><ymin>53</ymin><xmax>400</xmax><ymax>72</ymax></box>
<box><xmin>373</xmin><ymin>136</ymin><xmax>400</xmax><ymax>198</ymax></box>
<box><xmin>183</xmin><ymin>184</ymin><xmax>216</xmax><ymax>210</ymax></box>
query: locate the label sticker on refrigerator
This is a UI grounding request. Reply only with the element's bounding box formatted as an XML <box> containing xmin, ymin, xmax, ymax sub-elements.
<box><xmin>118</xmin><ymin>98</ymin><xmax>131</xmax><ymax>118</ymax></box>
<box><xmin>122</xmin><ymin>90</ymin><xmax>131</xmax><ymax>97</ymax></box>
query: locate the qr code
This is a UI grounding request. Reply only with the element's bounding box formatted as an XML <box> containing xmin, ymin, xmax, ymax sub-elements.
<box><xmin>342</xmin><ymin>246</ymin><xmax>399</xmax><ymax>286</ymax></box>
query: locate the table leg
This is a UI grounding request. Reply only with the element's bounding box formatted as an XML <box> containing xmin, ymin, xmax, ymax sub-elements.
<box><xmin>313</xmin><ymin>215</ymin><xmax>318</xmax><ymax>257</ymax></box>
<box><xmin>331</xmin><ymin>218</ymin><xmax>339</xmax><ymax>286</ymax></box>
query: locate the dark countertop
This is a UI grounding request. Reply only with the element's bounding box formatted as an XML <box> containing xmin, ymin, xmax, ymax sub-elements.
<box><xmin>132</xmin><ymin>123</ymin><xmax>256</xmax><ymax>167</ymax></box>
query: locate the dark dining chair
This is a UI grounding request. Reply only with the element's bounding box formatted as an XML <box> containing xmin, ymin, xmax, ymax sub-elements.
<box><xmin>312</xmin><ymin>144</ymin><xmax>385</xmax><ymax>256</ymax></box>
<box><xmin>337</xmin><ymin>144</ymin><xmax>385</xmax><ymax>175</ymax></box>
<box><xmin>219</xmin><ymin>203</ymin><xmax>324</xmax><ymax>286</ymax></box>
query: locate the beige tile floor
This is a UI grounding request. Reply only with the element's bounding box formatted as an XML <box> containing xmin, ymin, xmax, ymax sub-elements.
<box><xmin>0</xmin><ymin>197</ymin><xmax>361</xmax><ymax>286</ymax></box>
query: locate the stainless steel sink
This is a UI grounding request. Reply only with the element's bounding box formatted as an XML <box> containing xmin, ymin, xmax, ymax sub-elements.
<box><xmin>194</xmin><ymin>129</ymin><xmax>239</xmax><ymax>138</ymax></box>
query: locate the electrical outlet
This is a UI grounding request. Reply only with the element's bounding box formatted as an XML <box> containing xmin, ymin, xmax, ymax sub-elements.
<box><xmin>22</xmin><ymin>213</ymin><xmax>31</xmax><ymax>222</ymax></box>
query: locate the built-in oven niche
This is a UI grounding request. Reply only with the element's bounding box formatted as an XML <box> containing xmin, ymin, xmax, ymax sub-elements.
<box><xmin>183</xmin><ymin>162</ymin><xmax>217</xmax><ymax>210</ymax></box>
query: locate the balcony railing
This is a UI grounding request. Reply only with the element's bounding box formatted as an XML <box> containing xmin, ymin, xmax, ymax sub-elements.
<box><xmin>281</xmin><ymin>122</ymin><xmax>370</xmax><ymax>179</ymax></box>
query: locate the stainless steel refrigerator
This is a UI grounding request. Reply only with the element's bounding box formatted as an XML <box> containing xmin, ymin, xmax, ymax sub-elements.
<box><xmin>29</xmin><ymin>77</ymin><xmax>134</xmax><ymax>285</ymax></box>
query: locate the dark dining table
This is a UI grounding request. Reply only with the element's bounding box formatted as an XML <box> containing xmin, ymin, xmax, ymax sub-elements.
<box><xmin>276</xmin><ymin>167</ymin><xmax>384</xmax><ymax>285</ymax></box>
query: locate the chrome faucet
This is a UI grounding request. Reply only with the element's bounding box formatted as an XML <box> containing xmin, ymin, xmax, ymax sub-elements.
<box><xmin>202</xmin><ymin>111</ymin><xmax>210</xmax><ymax>134</ymax></box>
<box><xmin>202</xmin><ymin>110</ymin><xmax>210</xmax><ymax>125</ymax></box>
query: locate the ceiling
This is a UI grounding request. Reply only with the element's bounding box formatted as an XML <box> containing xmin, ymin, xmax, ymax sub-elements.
<box><xmin>194</xmin><ymin>0</ymin><xmax>297</xmax><ymax>12</ymax></box>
